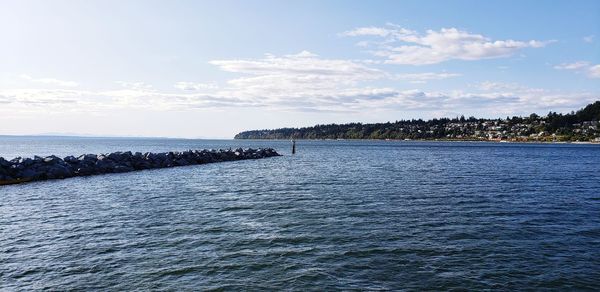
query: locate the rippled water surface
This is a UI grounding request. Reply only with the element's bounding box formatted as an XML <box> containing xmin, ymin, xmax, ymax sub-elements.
<box><xmin>1</xmin><ymin>137</ymin><xmax>600</xmax><ymax>290</ymax></box>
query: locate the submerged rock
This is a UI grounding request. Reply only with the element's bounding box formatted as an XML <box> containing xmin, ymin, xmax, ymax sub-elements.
<box><xmin>0</xmin><ymin>147</ymin><xmax>281</xmax><ymax>186</ymax></box>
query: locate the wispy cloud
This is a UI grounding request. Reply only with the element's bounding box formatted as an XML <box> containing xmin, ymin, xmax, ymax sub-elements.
<box><xmin>0</xmin><ymin>95</ymin><xmax>13</xmax><ymax>104</ymax></box>
<box><xmin>394</xmin><ymin>72</ymin><xmax>461</xmax><ymax>83</ymax></box>
<box><xmin>589</xmin><ymin>65</ymin><xmax>600</xmax><ymax>79</ymax></box>
<box><xmin>19</xmin><ymin>74</ymin><xmax>79</xmax><ymax>87</ymax></box>
<box><xmin>174</xmin><ymin>82</ymin><xmax>219</xmax><ymax>91</ymax></box>
<box><xmin>342</xmin><ymin>25</ymin><xmax>553</xmax><ymax>65</ymax></box>
<box><xmin>583</xmin><ymin>35</ymin><xmax>594</xmax><ymax>43</ymax></box>
<box><xmin>0</xmin><ymin>81</ymin><xmax>595</xmax><ymax>117</ymax></box>
<box><xmin>341</xmin><ymin>26</ymin><xmax>397</xmax><ymax>37</ymax></box>
<box><xmin>554</xmin><ymin>61</ymin><xmax>600</xmax><ymax>79</ymax></box>
<box><xmin>208</xmin><ymin>51</ymin><xmax>392</xmax><ymax>109</ymax></box>
<box><xmin>210</xmin><ymin>51</ymin><xmax>384</xmax><ymax>81</ymax></box>
<box><xmin>475</xmin><ymin>81</ymin><xmax>525</xmax><ymax>91</ymax></box>
<box><xmin>116</xmin><ymin>81</ymin><xmax>153</xmax><ymax>90</ymax></box>
<box><xmin>554</xmin><ymin>61</ymin><xmax>590</xmax><ymax>70</ymax></box>
<box><xmin>2</xmin><ymin>51</ymin><xmax>597</xmax><ymax>117</ymax></box>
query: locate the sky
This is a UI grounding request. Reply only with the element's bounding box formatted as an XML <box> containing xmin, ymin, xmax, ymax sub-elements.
<box><xmin>0</xmin><ymin>0</ymin><xmax>599</xmax><ymax>138</ymax></box>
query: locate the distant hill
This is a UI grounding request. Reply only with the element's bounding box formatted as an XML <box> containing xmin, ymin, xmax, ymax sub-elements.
<box><xmin>235</xmin><ymin>101</ymin><xmax>600</xmax><ymax>142</ymax></box>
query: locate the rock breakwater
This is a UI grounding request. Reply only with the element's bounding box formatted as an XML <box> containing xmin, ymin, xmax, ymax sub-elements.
<box><xmin>0</xmin><ymin>148</ymin><xmax>281</xmax><ymax>185</ymax></box>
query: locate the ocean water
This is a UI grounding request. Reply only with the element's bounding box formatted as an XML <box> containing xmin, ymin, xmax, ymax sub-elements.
<box><xmin>1</xmin><ymin>137</ymin><xmax>600</xmax><ymax>290</ymax></box>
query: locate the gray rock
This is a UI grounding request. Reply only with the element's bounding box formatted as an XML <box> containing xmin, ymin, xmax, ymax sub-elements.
<box><xmin>46</xmin><ymin>164</ymin><xmax>73</xmax><ymax>179</ymax></box>
<box><xmin>174</xmin><ymin>158</ymin><xmax>190</xmax><ymax>166</ymax></box>
<box><xmin>0</xmin><ymin>157</ymin><xmax>11</xmax><ymax>168</ymax></box>
<box><xmin>78</xmin><ymin>154</ymin><xmax>97</xmax><ymax>162</ymax></box>
<box><xmin>64</xmin><ymin>155</ymin><xmax>79</xmax><ymax>164</ymax></box>
<box><xmin>75</xmin><ymin>166</ymin><xmax>95</xmax><ymax>176</ymax></box>
<box><xmin>113</xmin><ymin>165</ymin><xmax>133</xmax><ymax>173</ymax></box>
<box><xmin>96</xmin><ymin>160</ymin><xmax>116</xmax><ymax>172</ymax></box>
<box><xmin>43</xmin><ymin>155</ymin><xmax>61</xmax><ymax>164</ymax></box>
<box><xmin>20</xmin><ymin>168</ymin><xmax>43</xmax><ymax>180</ymax></box>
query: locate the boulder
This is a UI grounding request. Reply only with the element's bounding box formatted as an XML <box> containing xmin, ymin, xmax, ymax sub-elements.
<box><xmin>46</xmin><ymin>164</ymin><xmax>73</xmax><ymax>179</ymax></box>
<box><xmin>113</xmin><ymin>165</ymin><xmax>134</xmax><ymax>173</ymax></box>
<box><xmin>95</xmin><ymin>160</ymin><xmax>116</xmax><ymax>172</ymax></box>
<box><xmin>20</xmin><ymin>168</ymin><xmax>44</xmax><ymax>180</ymax></box>
<box><xmin>0</xmin><ymin>157</ymin><xmax>11</xmax><ymax>168</ymax></box>
<box><xmin>108</xmin><ymin>151</ymin><xmax>131</xmax><ymax>162</ymax></box>
<box><xmin>174</xmin><ymin>158</ymin><xmax>191</xmax><ymax>166</ymax></box>
<box><xmin>10</xmin><ymin>162</ymin><xmax>24</xmax><ymax>172</ymax></box>
<box><xmin>75</xmin><ymin>166</ymin><xmax>95</xmax><ymax>176</ymax></box>
<box><xmin>64</xmin><ymin>155</ymin><xmax>79</xmax><ymax>164</ymax></box>
<box><xmin>78</xmin><ymin>154</ymin><xmax>97</xmax><ymax>162</ymax></box>
<box><xmin>43</xmin><ymin>155</ymin><xmax>61</xmax><ymax>164</ymax></box>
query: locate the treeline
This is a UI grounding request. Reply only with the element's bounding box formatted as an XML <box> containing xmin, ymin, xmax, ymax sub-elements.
<box><xmin>234</xmin><ymin>101</ymin><xmax>600</xmax><ymax>141</ymax></box>
<box><xmin>543</xmin><ymin>101</ymin><xmax>600</xmax><ymax>132</ymax></box>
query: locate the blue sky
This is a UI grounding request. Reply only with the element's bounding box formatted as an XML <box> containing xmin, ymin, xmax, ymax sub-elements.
<box><xmin>0</xmin><ymin>0</ymin><xmax>599</xmax><ymax>138</ymax></box>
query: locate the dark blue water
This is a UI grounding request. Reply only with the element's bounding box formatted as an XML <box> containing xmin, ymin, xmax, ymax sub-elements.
<box><xmin>1</xmin><ymin>137</ymin><xmax>600</xmax><ymax>290</ymax></box>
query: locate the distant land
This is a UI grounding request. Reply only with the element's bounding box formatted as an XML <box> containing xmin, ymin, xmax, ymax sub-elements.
<box><xmin>235</xmin><ymin>101</ymin><xmax>600</xmax><ymax>142</ymax></box>
<box><xmin>0</xmin><ymin>134</ymin><xmax>222</xmax><ymax>140</ymax></box>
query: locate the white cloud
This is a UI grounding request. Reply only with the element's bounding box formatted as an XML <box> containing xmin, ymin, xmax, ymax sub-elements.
<box><xmin>208</xmin><ymin>51</ymin><xmax>392</xmax><ymax>108</ymax></box>
<box><xmin>583</xmin><ymin>35</ymin><xmax>594</xmax><ymax>43</ymax></box>
<box><xmin>19</xmin><ymin>74</ymin><xmax>79</xmax><ymax>87</ymax></box>
<box><xmin>394</xmin><ymin>72</ymin><xmax>461</xmax><ymax>82</ymax></box>
<box><xmin>210</xmin><ymin>51</ymin><xmax>384</xmax><ymax>81</ymax></box>
<box><xmin>554</xmin><ymin>61</ymin><xmax>590</xmax><ymax>70</ymax></box>
<box><xmin>476</xmin><ymin>81</ymin><xmax>525</xmax><ymax>91</ymax></box>
<box><xmin>174</xmin><ymin>82</ymin><xmax>219</xmax><ymax>91</ymax></box>
<box><xmin>343</xmin><ymin>25</ymin><xmax>553</xmax><ymax>65</ymax></box>
<box><xmin>0</xmin><ymin>88</ymin><xmax>256</xmax><ymax>114</ymax></box>
<box><xmin>2</xmin><ymin>52</ymin><xmax>597</xmax><ymax>117</ymax></box>
<box><xmin>116</xmin><ymin>81</ymin><xmax>153</xmax><ymax>90</ymax></box>
<box><xmin>554</xmin><ymin>61</ymin><xmax>600</xmax><ymax>79</ymax></box>
<box><xmin>341</xmin><ymin>26</ymin><xmax>395</xmax><ymax>37</ymax></box>
<box><xmin>589</xmin><ymin>65</ymin><xmax>600</xmax><ymax>79</ymax></box>
<box><xmin>0</xmin><ymin>95</ymin><xmax>13</xmax><ymax>104</ymax></box>
<box><xmin>2</xmin><ymin>52</ymin><xmax>395</xmax><ymax>113</ymax></box>
<box><xmin>1</xmin><ymin>81</ymin><xmax>595</xmax><ymax>118</ymax></box>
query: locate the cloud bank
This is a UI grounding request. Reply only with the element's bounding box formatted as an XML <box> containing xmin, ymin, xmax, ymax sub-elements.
<box><xmin>342</xmin><ymin>25</ymin><xmax>553</xmax><ymax>65</ymax></box>
<box><xmin>2</xmin><ymin>52</ymin><xmax>595</xmax><ymax>118</ymax></box>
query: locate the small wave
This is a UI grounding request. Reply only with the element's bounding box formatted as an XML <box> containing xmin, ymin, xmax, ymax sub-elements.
<box><xmin>218</xmin><ymin>206</ymin><xmax>254</xmax><ymax>212</ymax></box>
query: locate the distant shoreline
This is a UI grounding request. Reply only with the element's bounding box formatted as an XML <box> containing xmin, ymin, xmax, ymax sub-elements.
<box><xmin>0</xmin><ymin>135</ymin><xmax>231</xmax><ymax>140</ymax></box>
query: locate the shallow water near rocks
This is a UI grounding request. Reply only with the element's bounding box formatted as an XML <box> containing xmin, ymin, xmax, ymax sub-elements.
<box><xmin>1</xmin><ymin>137</ymin><xmax>600</xmax><ymax>290</ymax></box>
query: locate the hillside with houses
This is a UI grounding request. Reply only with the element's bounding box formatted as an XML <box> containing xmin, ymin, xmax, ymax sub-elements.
<box><xmin>236</xmin><ymin>101</ymin><xmax>600</xmax><ymax>142</ymax></box>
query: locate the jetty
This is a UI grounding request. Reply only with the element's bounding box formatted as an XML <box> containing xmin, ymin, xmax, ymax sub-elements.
<box><xmin>0</xmin><ymin>148</ymin><xmax>281</xmax><ymax>186</ymax></box>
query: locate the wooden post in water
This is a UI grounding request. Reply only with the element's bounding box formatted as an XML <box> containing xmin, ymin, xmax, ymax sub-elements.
<box><xmin>291</xmin><ymin>139</ymin><xmax>296</xmax><ymax>154</ymax></box>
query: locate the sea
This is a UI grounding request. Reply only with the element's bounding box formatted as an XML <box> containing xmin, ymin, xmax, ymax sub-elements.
<box><xmin>1</xmin><ymin>136</ymin><xmax>599</xmax><ymax>290</ymax></box>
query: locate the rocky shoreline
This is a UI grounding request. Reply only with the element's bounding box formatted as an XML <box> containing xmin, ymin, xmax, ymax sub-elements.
<box><xmin>0</xmin><ymin>148</ymin><xmax>281</xmax><ymax>186</ymax></box>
